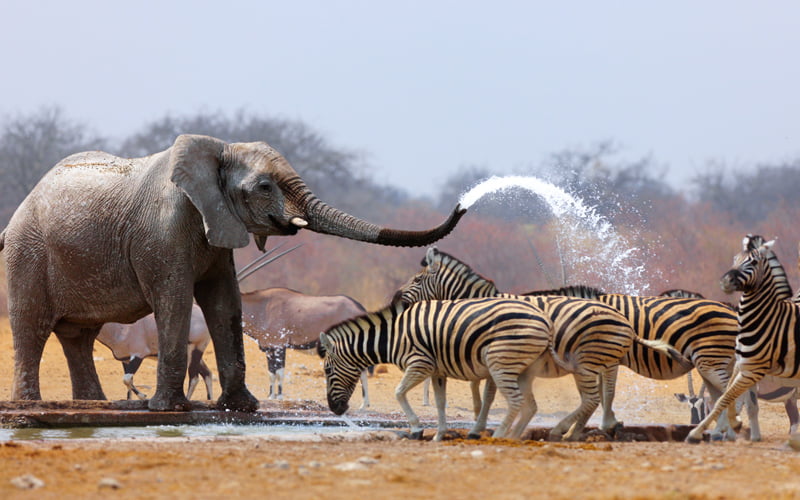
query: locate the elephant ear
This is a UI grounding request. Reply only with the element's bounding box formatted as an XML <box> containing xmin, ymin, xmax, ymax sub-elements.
<box><xmin>169</xmin><ymin>134</ymin><xmax>250</xmax><ymax>249</ymax></box>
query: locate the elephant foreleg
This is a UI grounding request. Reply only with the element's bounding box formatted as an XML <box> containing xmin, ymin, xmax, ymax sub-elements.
<box><xmin>56</xmin><ymin>328</ymin><xmax>106</xmax><ymax>400</ymax></box>
<box><xmin>149</xmin><ymin>293</ymin><xmax>193</xmax><ymax>411</ymax></box>
<box><xmin>195</xmin><ymin>271</ymin><xmax>258</xmax><ymax>412</ymax></box>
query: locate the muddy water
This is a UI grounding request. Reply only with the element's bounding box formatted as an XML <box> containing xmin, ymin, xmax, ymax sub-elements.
<box><xmin>0</xmin><ymin>422</ymin><xmax>380</xmax><ymax>441</ymax></box>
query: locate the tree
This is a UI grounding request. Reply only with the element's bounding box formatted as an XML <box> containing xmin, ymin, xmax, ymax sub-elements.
<box><xmin>692</xmin><ymin>161</ymin><xmax>800</xmax><ymax>225</ymax></box>
<box><xmin>0</xmin><ymin>106</ymin><xmax>105</xmax><ymax>226</ymax></box>
<box><xmin>118</xmin><ymin>110</ymin><xmax>397</xmax><ymax>217</ymax></box>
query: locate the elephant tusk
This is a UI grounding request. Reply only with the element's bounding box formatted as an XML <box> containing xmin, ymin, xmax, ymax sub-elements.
<box><xmin>290</xmin><ymin>217</ymin><xmax>309</xmax><ymax>228</ymax></box>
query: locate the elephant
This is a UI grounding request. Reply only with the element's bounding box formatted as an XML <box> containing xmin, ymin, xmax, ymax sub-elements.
<box><xmin>0</xmin><ymin>134</ymin><xmax>466</xmax><ymax>412</ymax></box>
<box><xmin>97</xmin><ymin>303</ymin><xmax>213</xmax><ymax>401</ymax></box>
<box><xmin>241</xmin><ymin>287</ymin><xmax>370</xmax><ymax>404</ymax></box>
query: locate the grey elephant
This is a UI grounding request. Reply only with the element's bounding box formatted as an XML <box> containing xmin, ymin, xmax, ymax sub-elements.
<box><xmin>0</xmin><ymin>134</ymin><xmax>465</xmax><ymax>412</ymax></box>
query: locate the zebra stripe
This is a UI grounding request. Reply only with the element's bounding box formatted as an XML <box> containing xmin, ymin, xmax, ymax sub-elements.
<box><xmin>319</xmin><ymin>298</ymin><xmax>552</xmax><ymax>441</ymax></box>
<box><xmin>687</xmin><ymin>235</ymin><xmax>800</xmax><ymax>442</ymax></box>
<box><xmin>396</xmin><ymin>247</ymin><xmax>691</xmax><ymax>439</ymax></box>
<box><xmin>522</xmin><ymin>281</ymin><xmax>752</xmax><ymax>439</ymax></box>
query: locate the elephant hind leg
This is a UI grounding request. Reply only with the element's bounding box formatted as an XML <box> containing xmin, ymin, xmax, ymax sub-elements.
<box><xmin>11</xmin><ymin>322</ymin><xmax>50</xmax><ymax>400</ymax></box>
<box><xmin>55</xmin><ymin>328</ymin><xmax>106</xmax><ymax>400</ymax></box>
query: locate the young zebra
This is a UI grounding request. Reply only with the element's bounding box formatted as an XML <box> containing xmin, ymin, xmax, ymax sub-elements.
<box><xmin>396</xmin><ymin>248</ymin><xmax>691</xmax><ymax>439</ymax></box>
<box><xmin>398</xmin><ymin>247</ymin><xmax>745</xmax><ymax>438</ymax></box>
<box><xmin>686</xmin><ymin>236</ymin><xmax>800</xmax><ymax>443</ymax></box>
<box><xmin>318</xmin><ymin>297</ymin><xmax>552</xmax><ymax>441</ymax></box>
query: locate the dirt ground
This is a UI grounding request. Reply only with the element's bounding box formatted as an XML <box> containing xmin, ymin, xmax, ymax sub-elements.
<box><xmin>1</xmin><ymin>320</ymin><xmax>800</xmax><ymax>499</ymax></box>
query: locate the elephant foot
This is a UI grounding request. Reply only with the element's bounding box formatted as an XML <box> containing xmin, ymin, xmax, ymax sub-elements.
<box><xmin>148</xmin><ymin>393</ymin><xmax>192</xmax><ymax>412</ymax></box>
<box><xmin>409</xmin><ymin>430</ymin><xmax>424</xmax><ymax>440</ymax></box>
<box><xmin>73</xmin><ymin>385</ymin><xmax>107</xmax><ymax>401</ymax></box>
<box><xmin>467</xmin><ymin>432</ymin><xmax>482</xmax><ymax>440</ymax></box>
<box><xmin>217</xmin><ymin>388</ymin><xmax>259</xmax><ymax>412</ymax></box>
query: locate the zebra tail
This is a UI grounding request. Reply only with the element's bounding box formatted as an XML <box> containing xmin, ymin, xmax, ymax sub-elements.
<box><xmin>547</xmin><ymin>344</ymin><xmax>580</xmax><ymax>373</ymax></box>
<box><xmin>635</xmin><ymin>338</ymin><xmax>693</xmax><ymax>370</ymax></box>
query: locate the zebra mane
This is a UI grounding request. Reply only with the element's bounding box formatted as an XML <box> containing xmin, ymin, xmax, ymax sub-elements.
<box><xmin>521</xmin><ymin>284</ymin><xmax>605</xmax><ymax>299</ymax></box>
<box><xmin>746</xmin><ymin>235</ymin><xmax>793</xmax><ymax>300</ymax></box>
<box><xmin>429</xmin><ymin>249</ymin><xmax>499</xmax><ymax>293</ymax></box>
<box><xmin>762</xmin><ymin>249</ymin><xmax>793</xmax><ymax>300</ymax></box>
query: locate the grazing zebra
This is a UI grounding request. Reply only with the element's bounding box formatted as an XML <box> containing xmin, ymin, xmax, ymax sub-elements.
<box><xmin>687</xmin><ymin>235</ymin><xmax>800</xmax><ymax>443</ymax></box>
<box><xmin>318</xmin><ymin>298</ymin><xmax>552</xmax><ymax>441</ymax></box>
<box><xmin>399</xmin><ymin>247</ymin><xmax>747</xmax><ymax>439</ymax></box>
<box><xmin>396</xmin><ymin>248</ymin><xmax>691</xmax><ymax>439</ymax></box>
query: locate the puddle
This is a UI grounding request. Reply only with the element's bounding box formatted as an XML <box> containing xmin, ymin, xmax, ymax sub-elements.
<box><xmin>0</xmin><ymin>422</ymin><xmax>378</xmax><ymax>441</ymax></box>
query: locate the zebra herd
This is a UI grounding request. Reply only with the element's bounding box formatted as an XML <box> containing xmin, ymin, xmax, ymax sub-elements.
<box><xmin>318</xmin><ymin>235</ymin><xmax>800</xmax><ymax>443</ymax></box>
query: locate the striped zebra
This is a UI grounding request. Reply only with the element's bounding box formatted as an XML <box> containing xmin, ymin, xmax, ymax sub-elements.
<box><xmin>662</xmin><ymin>287</ymin><xmax>800</xmax><ymax>434</ymax></box>
<box><xmin>398</xmin><ymin>247</ymin><xmax>747</xmax><ymax>439</ymax></box>
<box><xmin>396</xmin><ymin>248</ymin><xmax>690</xmax><ymax>439</ymax></box>
<box><xmin>687</xmin><ymin>235</ymin><xmax>800</xmax><ymax>442</ymax></box>
<box><xmin>318</xmin><ymin>297</ymin><xmax>552</xmax><ymax>441</ymax></box>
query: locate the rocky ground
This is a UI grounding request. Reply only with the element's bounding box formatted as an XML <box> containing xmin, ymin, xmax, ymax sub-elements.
<box><xmin>1</xmin><ymin>322</ymin><xmax>800</xmax><ymax>499</ymax></box>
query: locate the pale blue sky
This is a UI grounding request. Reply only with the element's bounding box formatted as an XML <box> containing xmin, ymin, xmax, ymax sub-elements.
<box><xmin>2</xmin><ymin>1</ymin><xmax>798</xmax><ymax>197</ymax></box>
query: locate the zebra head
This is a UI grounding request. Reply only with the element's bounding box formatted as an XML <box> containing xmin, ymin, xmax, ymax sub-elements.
<box><xmin>720</xmin><ymin>237</ymin><xmax>776</xmax><ymax>294</ymax></box>
<box><xmin>394</xmin><ymin>246</ymin><xmax>498</xmax><ymax>305</ymax></box>
<box><xmin>318</xmin><ymin>331</ymin><xmax>362</xmax><ymax>415</ymax></box>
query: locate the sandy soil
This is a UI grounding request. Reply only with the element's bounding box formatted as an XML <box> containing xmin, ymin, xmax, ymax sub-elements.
<box><xmin>1</xmin><ymin>320</ymin><xmax>800</xmax><ymax>499</ymax></box>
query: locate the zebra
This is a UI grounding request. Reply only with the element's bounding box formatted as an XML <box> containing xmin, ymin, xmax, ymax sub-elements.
<box><xmin>318</xmin><ymin>297</ymin><xmax>553</xmax><ymax>441</ymax></box>
<box><xmin>687</xmin><ymin>235</ymin><xmax>800</xmax><ymax>443</ymax></box>
<box><xmin>398</xmin><ymin>247</ymin><xmax>749</xmax><ymax>440</ymax></box>
<box><xmin>662</xmin><ymin>288</ymin><xmax>800</xmax><ymax>434</ymax></box>
<box><xmin>396</xmin><ymin>247</ymin><xmax>691</xmax><ymax>439</ymax></box>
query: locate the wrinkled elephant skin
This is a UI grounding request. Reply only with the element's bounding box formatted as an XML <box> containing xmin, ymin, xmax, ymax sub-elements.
<box><xmin>0</xmin><ymin>134</ymin><xmax>466</xmax><ymax>412</ymax></box>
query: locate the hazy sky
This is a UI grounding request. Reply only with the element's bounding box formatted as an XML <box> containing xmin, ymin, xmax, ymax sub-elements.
<box><xmin>2</xmin><ymin>1</ymin><xmax>799</xmax><ymax>198</ymax></box>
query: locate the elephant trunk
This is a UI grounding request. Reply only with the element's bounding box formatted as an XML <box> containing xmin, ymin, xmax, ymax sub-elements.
<box><xmin>281</xmin><ymin>175</ymin><xmax>466</xmax><ymax>247</ymax></box>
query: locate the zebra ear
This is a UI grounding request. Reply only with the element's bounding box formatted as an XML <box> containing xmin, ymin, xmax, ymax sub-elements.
<box><xmin>763</xmin><ymin>239</ymin><xmax>776</xmax><ymax>251</ymax></box>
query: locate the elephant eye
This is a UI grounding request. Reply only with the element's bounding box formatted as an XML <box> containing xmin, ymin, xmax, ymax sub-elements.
<box><xmin>258</xmin><ymin>179</ymin><xmax>273</xmax><ymax>192</ymax></box>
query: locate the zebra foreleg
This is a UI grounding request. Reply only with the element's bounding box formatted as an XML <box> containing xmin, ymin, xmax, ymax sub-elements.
<box><xmin>786</xmin><ymin>392</ymin><xmax>799</xmax><ymax>434</ymax></box>
<box><xmin>744</xmin><ymin>387</ymin><xmax>761</xmax><ymax>441</ymax></box>
<box><xmin>469</xmin><ymin>378</ymin><xmax>497</xmax><ymax>438</ymax></box>
<box><xmin>431</xmin><ymin>375</ymin><xmax>449</xmax><ymax>441</ymax></box>
<box><xmin>698</xmin><ymin>366</ymin><xmax>739</xmax><ymax>440</ymax></box>
<box><xmin>395</xmin><ymin>366</ymin><xmax>433</xmax><ymax>440</ymax></box>
<box><xmin>358</xmin><ymin>370</ymin><xmax>370</xmax><ymax>410</ymax></box>
<box><xmin>686</xmin><ymin>369</ymin><xmax>762</xmax><ymax>443</ymax></box>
